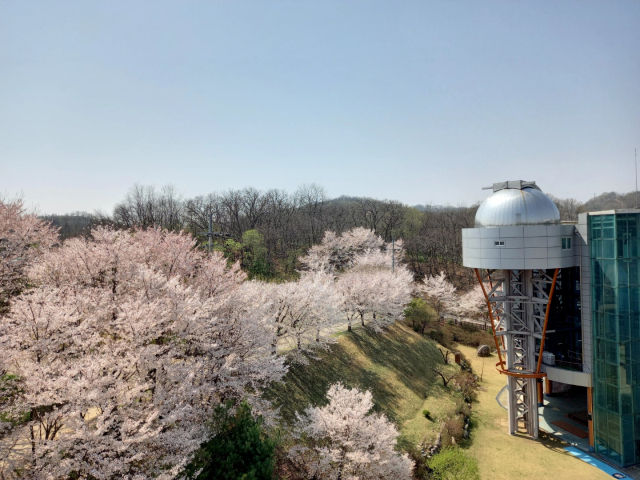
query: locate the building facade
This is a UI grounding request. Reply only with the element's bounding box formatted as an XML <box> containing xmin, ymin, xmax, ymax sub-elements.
<box><xmin>589</xmin><ymin>211</ymin><xmax>640</xmax><ymax>466</ymax></box>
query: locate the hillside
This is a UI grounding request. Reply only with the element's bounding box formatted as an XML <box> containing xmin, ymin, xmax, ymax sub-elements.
<box><xmin>579</xmin><ymin>190</ymin><xmax>639</xmax><ymax>212</ymax></box>
<box><xmin>265</xmin><ymin>323</ymin><xmax>612</xmax><ymax>480</ymax></box>
<box><xmin>264</xmin><ymin>322</ymin><xmax>459</xmax><ymax>449</ymax></box>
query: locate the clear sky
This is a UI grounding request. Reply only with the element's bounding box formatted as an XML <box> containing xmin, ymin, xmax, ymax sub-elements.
<box><xmin>1</xmin><ymin>1</ymin><xmax>639</xmax><ymax>214</ymax></box>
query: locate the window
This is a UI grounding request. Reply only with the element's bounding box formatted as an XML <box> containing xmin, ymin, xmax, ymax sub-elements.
<box><xmin>494</xmin><ymin>241</ymin><xmax>505</xmax><ymax>247</ymax></box>
<box><xmin>562</xmin><ymin>237</ymin><xmax>572</xmax><ymax>250</ymax></box>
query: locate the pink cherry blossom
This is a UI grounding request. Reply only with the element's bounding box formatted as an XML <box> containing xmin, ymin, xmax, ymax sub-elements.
<box><xmin>1</xmin><ymin>226</ymin><xmax>284</xmax><ymax>479</ymax></box>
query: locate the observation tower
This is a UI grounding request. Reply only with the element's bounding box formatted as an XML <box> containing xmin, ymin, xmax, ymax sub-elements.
<box><xmin>462</xmin><ymin>181</ymin><xmax>578</xmax><ymax>438</ymax></box>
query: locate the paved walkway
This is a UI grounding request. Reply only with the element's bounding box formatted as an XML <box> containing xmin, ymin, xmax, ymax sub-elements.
<box><xmin>565</xmin><ymin>447</ymin><xmax>628</xmax><ymax>478</ymax></box>
<box><xmin>538</xmin><ymin>388</ymin><xmax>591</xmax><ymax>451</ymax></box>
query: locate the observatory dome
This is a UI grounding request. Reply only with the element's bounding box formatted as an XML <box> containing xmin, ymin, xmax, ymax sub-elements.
<box><xmin>475</xmin><ymin>181</ymin><xmax>560</xmax><ymax>228</ymax></box>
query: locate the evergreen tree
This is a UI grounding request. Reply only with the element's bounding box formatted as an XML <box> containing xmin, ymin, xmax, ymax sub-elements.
<box><xmin>184</xmin><ymin>400</ymin><xmax>276</xmax><ymax>480</ymax></box>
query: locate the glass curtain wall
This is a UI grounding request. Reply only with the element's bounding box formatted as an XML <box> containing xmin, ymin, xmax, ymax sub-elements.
<box><xmin>591</xmin><ymin>213</ymin><xmax>640</xmax><ymax>467</ymax></box>
<box><xmin>545</xmin><ymin>267</ymin><xmax>582</xmax><ymax>369</ymax></box>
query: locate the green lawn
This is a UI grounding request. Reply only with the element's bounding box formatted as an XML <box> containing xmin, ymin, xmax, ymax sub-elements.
<box><xmin>458</xmin><ymin>344</ymin><xmax>611</xmax><ymax>480</ymax></box>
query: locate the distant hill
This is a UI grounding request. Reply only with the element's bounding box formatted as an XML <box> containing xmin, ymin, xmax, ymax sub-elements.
<box><xmin>412</xmin><ymin>204</ymin><xmax>444</xmax><ymax>212</ymax></box>
<box><xmin>40</xmin><ymin>212</ymin><xmax>99</xmax><ymax>239</ymax></box>
<box><xmin>578</xmin><ymin>191</ymin><xmax>640</xmax><ymax>213</ymax></box>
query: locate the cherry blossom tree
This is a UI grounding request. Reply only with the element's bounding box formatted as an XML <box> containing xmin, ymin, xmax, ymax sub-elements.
<box><xmin>419</xmin><ymin>271</ymin><xmax>456</xmax><ymax>317</ymax></box>
<box><xmin>335</xmin><ymin>269</ymin><xmax>370</xmax><ymax>332</ymax></box>
<box><xmin>0</xmin><ymin>226</ymin><xmax>285</xmax><ymax>479</ymax></box>
<box><xmin>288</xmin><ymin>382</ymin><xmax>413</xmax><ymax>480</ymax></box>
<box><xmin>336</xmin><ymin>247</ymin><xmax>413</xmax><ymax>332</ymax></box>
<box><xmin>363</xmin><ymin>269</ymin><xmax>413</xmax><ymax>331</ymax></box>
<box><xmin>300</xmin><ymin>227</ymin><xmax>385</xmax><ymax>273</ymax></box>
<box><xmin>448</xmin><ymin>284</ymin><xmax>486</xmax><ymax>319</ymax></box>
<box><xmin>0</xmin><ymin>196</ymin><xmax>58</xmax><ymax>311</ymax></box>
<box><xmin>242</xmin><ymin>271</ymin><xmax>342</xmax><ymax>357</ymax></box>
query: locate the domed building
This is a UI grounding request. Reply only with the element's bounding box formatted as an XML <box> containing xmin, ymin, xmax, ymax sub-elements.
<box><xmin>463</xmin><ymin>180</ymin><xmax>640</xmax><ymax>468</ymax></box>
<box><xmin>463</xmin><ymin>180</ymin><xmax>575</xmax><ymax>271</ymax></box>
<box><xmin>474</xmin><ymin>181</ymin><xmax>560</xmax><ymax>228</ymax></box>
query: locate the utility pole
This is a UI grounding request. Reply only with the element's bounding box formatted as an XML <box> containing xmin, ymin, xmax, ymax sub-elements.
<box><xmin>208</xmin><ymin>213</ymin><xmax>213</xmax><ymax>254</ymax></box>
<box><xmin>392</xmin><ymin>235</ymin><xmax>395</xmax><ymax>273</ymax></box>
<box><xmin>199</xmin><ymin>213</ymin><xmax>214</xmax><ymax>254</ymax></box>
<box><xmin>390</xmin><ymin>235</ymin><xmax>402</xmax><ymax>273</ymax></box>
<box><xmin>200</xmin><ymin>214</ymin><xmax>231</xmax><ymax>253</ymax></box>
<box><xmin>636</xmin><ymin>148</ymin><xmax>638</xmax><ymax>208</ymax></box>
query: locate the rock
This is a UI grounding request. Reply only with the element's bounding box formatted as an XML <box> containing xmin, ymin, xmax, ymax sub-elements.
<box><xmin>477</xmin><ymin>345</ymin><xmax>491</xmax><ymax>357</ymax></box>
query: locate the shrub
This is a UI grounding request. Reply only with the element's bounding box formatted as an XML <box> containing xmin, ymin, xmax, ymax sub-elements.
<box><xmin>427</xmin><ymin>329</ymin><xmax>446</xmax><ymax>345</ymax></box>
<box><xmin>422</xmin><ymin>409</ymin><xmax>431</xmax><ymax>419</ymax></box>
<box><xmin>452</xmin><ymin>372</ymin><xmax>479</xmax><ymax>402</ymax></box>
<box><xmin>428</xmin><ymin>447</ymin><xmax>480</xmax><ymax>480</ymax></box>
<box><xmin>405</xmin><ymin>445</ymin><xmax>431</xmax><ymax>480</ymax></box>
<box><xmin>183</xmin><ymin>400</ymin><xmax>276</xmax><ymax>480</ymax></box>
<box><xmin>404</xmin><ymin>298</ymin><xmax>437</xmax><ymax>335</ymax></box>
<box><xmin>429</xmin><ymin>323</ymin><xmax>493</xmax><ymax>350</ymax></box>
<box><xmin>454</xmin><ymin>399</ymin><xmax>472</xmax><ymax>418</ymax></box>
<box><xmin>441</xmin><ymin>416</ymin><xmax>465</xmax><ymax>446</ymax></box>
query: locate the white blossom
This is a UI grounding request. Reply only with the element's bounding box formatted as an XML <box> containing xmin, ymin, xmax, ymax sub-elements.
<box><xmin>289</xmin><ymin>383</ymin><xmax>414</xmax><ymax>480</ymax></box>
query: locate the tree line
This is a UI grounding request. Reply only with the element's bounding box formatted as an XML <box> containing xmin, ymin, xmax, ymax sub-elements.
<box><xmin>44</xmin><ymin>184</ymin><xmax>478</xmax><ymax>287</ymax></box>
<box><xmin>43</xmin><ymin>183</ymin><xmax>587</xmax><ymax>288</ymax></box>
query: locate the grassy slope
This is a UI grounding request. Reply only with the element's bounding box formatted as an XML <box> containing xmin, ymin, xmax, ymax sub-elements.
<box><xmin>459</xmin><ymin>344</ymin><xmax>610</xmax><ymax>480</ymax></box>
<box><xmin>267</xmin><ymin>323</ymin><xmax>611</xmax><ymax>480</ymax></box>
<box><xmin>264</xmin><ymin>323</ymin><xmax>460</xmax><ymax>449</ymax></box>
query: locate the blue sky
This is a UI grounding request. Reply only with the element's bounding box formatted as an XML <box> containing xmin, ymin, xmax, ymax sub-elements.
<box><xmin>1</xmin><ymin>1</ymin><xmax>639</xmax><ymax>214</ymax></box>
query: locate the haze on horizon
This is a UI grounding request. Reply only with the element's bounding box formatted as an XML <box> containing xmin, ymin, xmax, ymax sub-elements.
<box><xmin>1</xmin><ymin>1</ymin><xmax>639</xmax><ymax>215</ymax></box>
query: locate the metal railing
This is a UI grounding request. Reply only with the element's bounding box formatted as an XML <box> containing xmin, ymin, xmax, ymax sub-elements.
<box><xmin>438</xmin><ymin>316</ymin><xmax>491</xmax><ymax>331</ymax></box>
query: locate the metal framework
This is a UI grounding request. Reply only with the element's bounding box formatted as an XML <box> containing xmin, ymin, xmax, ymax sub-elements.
<box><xmin>475</xmin><ymin>267</ymin><xmax>559</xmax><ymax>438</ymax></box>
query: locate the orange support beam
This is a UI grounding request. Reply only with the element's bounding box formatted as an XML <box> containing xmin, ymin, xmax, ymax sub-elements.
<box><xmin>535</xmin><ymin>268</ymin><xmax>560</xmax><ymax>374</ymax></box>
<box><xmin>537</xmin><ymin>379</ymin><xmax>544</xmax><ymax>406</ymax></box>
<box><xmin>587</xmin><ymin>387</ymin><xmax>595</xmax><ymax>450</ymax></box>
<box><xmin>475</xmin><ymin>268</ymin><xmax>505</xmax><ymax>370</ymax></box>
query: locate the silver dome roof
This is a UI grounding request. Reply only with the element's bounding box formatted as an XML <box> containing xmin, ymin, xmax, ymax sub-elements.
<box><xmin>475</xmin><ymin>181</ymin><xmax>560</xmax><ymax>228</ymax></box>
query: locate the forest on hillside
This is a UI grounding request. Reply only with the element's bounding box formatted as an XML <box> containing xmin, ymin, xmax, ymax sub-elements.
<box><xmin>41</xmin><ymin>183</ymin><xmax>603</xmax><ymax>288</ymax></box>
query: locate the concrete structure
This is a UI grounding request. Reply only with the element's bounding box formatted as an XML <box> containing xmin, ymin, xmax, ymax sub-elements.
<box><xmin>463</xmin><ymin>180</ymin><xmax>640</xmax><ymax>467</ymax></box>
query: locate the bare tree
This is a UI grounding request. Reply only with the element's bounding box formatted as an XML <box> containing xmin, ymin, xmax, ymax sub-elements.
<box><xmin>548</xmin><ymin>194</ymin><xmax>583</xmax><ymax>222</ymax></box>
<box><xmin>438</xmin><ymin>348</ymin><xmax>452</xmax><ymax>364</ymax></box>
<box><xmin>432</xmin><ymin>366</ymin><xmax>457</xmax><ymax>387</ymax></box>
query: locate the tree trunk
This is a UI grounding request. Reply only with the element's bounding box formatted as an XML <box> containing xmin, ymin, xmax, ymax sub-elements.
<box><xmin>30</xmin><ymin>424</ymin><xmax>36</xmax><ymax>456</ymax></box>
